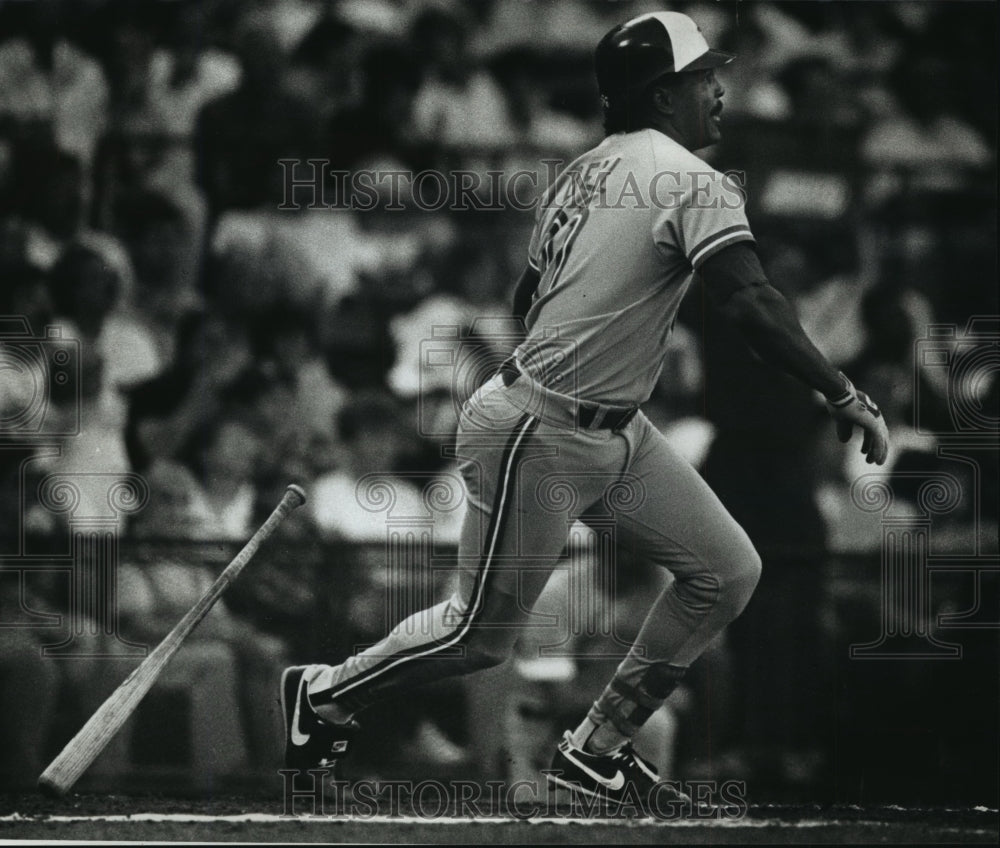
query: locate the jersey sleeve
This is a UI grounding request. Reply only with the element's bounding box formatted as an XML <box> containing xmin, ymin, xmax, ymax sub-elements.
<box><xmin>654</xmin><ymin>170</ymin><xmax>755</xmax><ymax>270</ymax></box>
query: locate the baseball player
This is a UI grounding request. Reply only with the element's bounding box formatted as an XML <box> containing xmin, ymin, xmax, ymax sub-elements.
<box><xmin>282</xmin><ymin>11</ymin><xmax>889</xmax><ymax>805</ymax></box>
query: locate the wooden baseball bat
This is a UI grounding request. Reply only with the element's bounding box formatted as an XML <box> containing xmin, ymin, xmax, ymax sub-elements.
<box><xmin>37</xmin><ymin>484</ymin><xmax>308</xmax><ymax>797</ymax></box>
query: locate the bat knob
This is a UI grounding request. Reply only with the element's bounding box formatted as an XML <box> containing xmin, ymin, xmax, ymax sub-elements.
<box><xmin>37</xmin><ymin>774</ymin><xmax>66</xmax><ymax>798</ymax></box>
<box><xmin>285</xmin><ymin>484</ymin><xmax>308</xmax><ymax>508</ymax></box>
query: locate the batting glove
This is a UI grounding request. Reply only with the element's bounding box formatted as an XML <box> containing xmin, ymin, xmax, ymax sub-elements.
<box><xmin>825</xmin><ymin>373</ymin><xmax>890</xmax><ymax>465</ymax></box>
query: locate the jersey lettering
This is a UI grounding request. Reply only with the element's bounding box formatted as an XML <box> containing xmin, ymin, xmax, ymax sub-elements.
<box><xmin>539</xmin><ymin>207</ymin><xmax>589</xmax><ymax>293</ymax></box>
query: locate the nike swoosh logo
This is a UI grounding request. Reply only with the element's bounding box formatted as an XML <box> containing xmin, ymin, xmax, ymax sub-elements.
<box><xmin>631</xmin><ymin>754</ymin><xmax>658</xmax><ymax>782</ymax></box>
<box><xmin>562</xmin><ymin>748</ymin><xmax>626</xmax><ymax>790</ymax></box>
<box><xmin>290</xmin><ymin>677</ymin><xmax>311</xmax><ymax>746</ymax></box>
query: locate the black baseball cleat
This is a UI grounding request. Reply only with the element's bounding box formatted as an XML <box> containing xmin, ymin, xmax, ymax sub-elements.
<box><xmin>281</xmin><ymin>665</ymin><xmax>359</xmax><ymax>774</ymax></box>
<box><xmin>545</xmin><ymin>731</ymin><xmax>692</xmax><ymax>809</ymax></box>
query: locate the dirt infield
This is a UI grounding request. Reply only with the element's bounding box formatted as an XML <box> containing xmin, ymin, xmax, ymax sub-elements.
<box><xmin>1</xmin><ymin>793</ymin><xmax>997</xmax><ymax>844</ymax></box>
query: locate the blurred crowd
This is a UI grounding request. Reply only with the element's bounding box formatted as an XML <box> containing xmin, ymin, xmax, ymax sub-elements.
<box><xmin>0</xmin><ymin>0</ymin><xmax>996</xmax><ymax>796</ymax></box>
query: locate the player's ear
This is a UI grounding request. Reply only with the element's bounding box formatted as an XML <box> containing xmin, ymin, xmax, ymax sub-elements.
<box><xmin>650</xmin><ymin>83</ymin><xmax>675</xmax><ymax>116</ymax></box>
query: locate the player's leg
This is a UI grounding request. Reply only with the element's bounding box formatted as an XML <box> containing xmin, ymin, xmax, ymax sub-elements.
<box><xmin>284</xmin><ymin>388</ymin><xmax>627</xmax><ymax>771</ymax></box>
<box><xmin>300</xmin><ymin>413</ymin><xmax>544</xmax><ymax>716</ymax></box>
<box><xmin>282</xmin><ymin>414</ymin><xmax>550</xmax><ymax>773</ymax></box>
<box><xmin>552</xmin><ymin>413</ymin><xmax>761</xmax><ymax>797</ymax></box>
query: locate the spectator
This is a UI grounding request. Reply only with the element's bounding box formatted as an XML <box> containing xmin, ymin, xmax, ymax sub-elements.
<box><xmin>36</xmin><ymin>245</ymin><xmax>139</xmax><ymax>499</ymax></box>
<box><xmin>862</xmin><ymin>54</ymin><xmax>990</xmax><ymax>184</ymax></box>
<box><xmin>195</xmin><ymin>17</ymin><xmax>322</xmax><ymax>217</ymax></box>
<box><xmin>7</xmin><ymin>140</ymin><xmax>85</xmax><ymax>265</ymax></box>
<box><xmin>250</xmin><ymin>305</ymin><xmax>347</xmax><ymax>438</ymax></box>
<box><xmin>321</xmin><ymin>291</ymin><xmax>397</xmax><ymax>390</ymax></box>
<box><xmin>777</xmin><ymin>56</ymin><xmax>863</xmax><ymax>129</ymax></box>
<box><xmin>191</xmin><ymin>416</ymin><xmax>261</xmax><ymax>542</ymax></box>
<box><xmin>311</xmin><ymin>389</ymin><xmax>440</xmax><ymax>543</ymax></box>
<box><xmin>409</xmin><ymin>6</ymin><xmax>517</xmax><ymax>152</ymax></box>
<box><xmin>387</xmin><ymin>288</ymin><xmax>479</xmax><ymax>400</ymax></box>
<box><xmin>48</xmin><ymin>242</ymin><xmax>120</xmax><ymax>341</ymax></box>
<box><xmin>209</xmin><ymin>209</ymin><xmax>360</xmax><ymax>316</ymax></box>
<box><xmin>762</xmin><ymin>231</ymin><xmax>868</xmax><ymax>369</ymax></box>
<box><xmin>123</xmin><ymin>310</ymin><xmax>254</xmax><ymax>474</ymax></box>
<box><xmin>0</xmin><ymin>21</ymin><xmax>108</xmax><ymax>169</ymax></box>
<box><xmin>489</xmin><ymin>47</ymin><xmax>596</xmax><ymax>154</ymax></box>
<box><xmin>324</xmin><ymin>42</ymin><xmax>426</xmax><ymax>171</ymax></box>
<box><xmin>110</xmin><ymin>188</ymin><xmax>204</xmax><ymax>352</ymax></box>
<box><xmin>287</xmin><ymin>13</ymin><xmax>363</xmax><ymax>130</ymax></box>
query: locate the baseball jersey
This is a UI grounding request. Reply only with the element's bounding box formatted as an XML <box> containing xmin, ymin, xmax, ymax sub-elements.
<box><xmin>519</xmin><ymin>128</ymin><xmax>754</xmax><ymax>406</ymax></box>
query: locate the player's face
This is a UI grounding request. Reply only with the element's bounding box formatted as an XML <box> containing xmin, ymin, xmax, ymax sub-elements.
<box><xmin>671</xmin><ymin>68</ymin><xmax>725</xmax><ymax>150</ymax></box>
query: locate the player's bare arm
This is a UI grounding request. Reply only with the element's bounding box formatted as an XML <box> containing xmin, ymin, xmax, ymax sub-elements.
<box><xmin>701</xmin><ymin>242</ymin><xmax>890</xmax><ymax>465</ymax></box>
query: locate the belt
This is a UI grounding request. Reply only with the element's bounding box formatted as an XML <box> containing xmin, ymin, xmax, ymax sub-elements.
<box><xmin>577</xmin><ymin>403</ymin><xmax>639</xmax><ymax>431</ymax></box>
<box><xmin>497</xmin><ymin>356</ymin><xmax>639</xmax><ymax>432</ymax></box>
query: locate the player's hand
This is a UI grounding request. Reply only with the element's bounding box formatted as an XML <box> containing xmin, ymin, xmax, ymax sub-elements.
<box><xmin>824</xmin><ymin>373</ymin><xmax>890</xmax><ymax>465</ymax></box>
